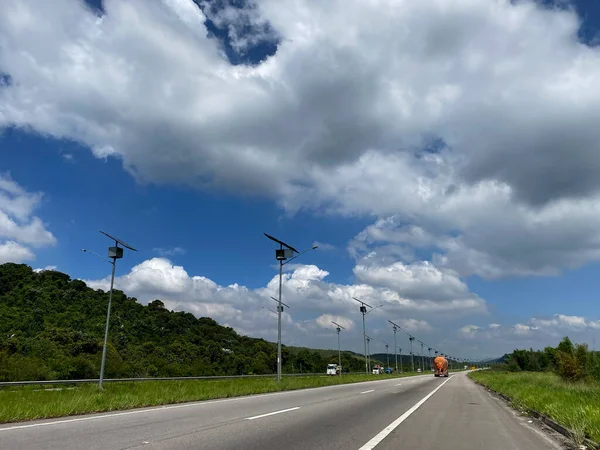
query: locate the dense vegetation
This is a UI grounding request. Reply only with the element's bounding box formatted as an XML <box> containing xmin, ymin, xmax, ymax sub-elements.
<box><xmin>470</xmin><ymin>371</ymin><xmax>600</xmax><ymax>444</ymax></box>
<box><xmin>471</xmin><ymin>337</ymin><xmax>600</xmax><ymax>444</ymax></box>
<box><xmin>499</xmin><ymin>336</ymin><xmax>600</xmax><ymax>383</ymax></box>
<box><xmin>0</xmin><ymin>263</ymin><xmax>376</xmax><ymax>382</ymax></box>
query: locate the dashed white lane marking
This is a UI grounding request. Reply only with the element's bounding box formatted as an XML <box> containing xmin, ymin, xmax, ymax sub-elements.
<box><xmin>0</xmin><ymin>373</ymin><xmax>437</xmax><ymax>432</ymax></box>
<box><xmin>395</xmin><ymin>384</ymin><xmax>402</xmax><ymax>386</ymax></box>
<box><xmin>360</xmin><ymin>390</ymin><xmax>375</xmax><ymax>394</ymax></box>
<box><xmin>245</xmin><ymin>407</ymin><xmax>300</xmax><ymax>420</ymax></box>
<box><xmin>359</xmin><ymin>377</ymin><xmax>453</xmax><ymax>450</ymax></box>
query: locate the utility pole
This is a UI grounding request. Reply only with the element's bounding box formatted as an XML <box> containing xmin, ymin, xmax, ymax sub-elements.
<box><xmin>419</xmin><ymin>341</ymin><xmax>425</xmax><ymax>372</ymax></box>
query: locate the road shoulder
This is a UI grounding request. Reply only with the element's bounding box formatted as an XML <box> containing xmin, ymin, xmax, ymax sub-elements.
<box><xmin>370</xmin><ymin>373</ymin><xmax>568</xmax><ymax>450</ymax></box>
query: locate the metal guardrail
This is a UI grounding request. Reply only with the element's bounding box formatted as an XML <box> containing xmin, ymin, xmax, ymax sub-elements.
<box><xmin>0</xmin><ymin>372</ymin><xmax>372</xmax><ymax>387</ymax></box>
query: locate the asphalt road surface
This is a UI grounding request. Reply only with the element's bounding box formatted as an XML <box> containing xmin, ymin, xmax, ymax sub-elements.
<box><xmin>0</xmin><ymin>372</ymin><xmax>564</xmax><ymax>450</ymax></box>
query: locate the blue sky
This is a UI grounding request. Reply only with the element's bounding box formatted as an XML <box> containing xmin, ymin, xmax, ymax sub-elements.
<box><xmin>2</xmin><ymin>0</ymin><xmax>600</xmax><ymax>358</ymax></box>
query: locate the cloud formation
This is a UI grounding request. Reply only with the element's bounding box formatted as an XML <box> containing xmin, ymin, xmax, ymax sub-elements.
<box><xmin>460</xmin><ymin>315</ymin><xmax>600</xmax><ymax>341</ymax></box>
<box><xmin>0</xmin><ymin>174</ymin><xmax>56</xmax><ymax>264</ymax></box>
<box><xmin>153</xmin><ymin>247</ymin><xmax>187</xmax><ymax>257</ymax></box>
<box><xmin>84</xmin><ymin>256</ymin><xmax>486</xmax><ymax>350</ymax></box>
<box><xmin>3</xmin><ymin>0</ymin><xmax>600</xmax><ymax>280</ymax></box>
<box><xmin>3</xmin><ymin>0</ymin><xmax>600</xmax><ymax>354</ymax></box>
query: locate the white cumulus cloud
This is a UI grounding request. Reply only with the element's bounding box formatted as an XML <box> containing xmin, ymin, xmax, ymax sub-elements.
<box><xmin>0</xmin><ymin>241</ymin><xmax>35</xmax><ymax>264</ymax></box>
<box><xmin>0</xmin><ymin>174</ymin><xmax>56</xmax><ymax>263</ymax></box>
<box><xmin>83</xmin><ymin>256</ymin><xmax>486</xmax><ymax>350</ymax></box>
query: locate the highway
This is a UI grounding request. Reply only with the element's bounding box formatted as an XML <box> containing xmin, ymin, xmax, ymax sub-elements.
<box><xmin>0</xmin><ymin>372</ymin><xmax>563</xmax><ymax>450</ymax></box>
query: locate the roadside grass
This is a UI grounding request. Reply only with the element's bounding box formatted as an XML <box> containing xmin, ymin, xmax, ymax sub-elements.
<box><xmin>469</xmin><ymin>370</ymin><xmax>600</xmax><ymax>444</ymax></box>
<box><xmin>1</xmin><ymin>371</ymin><xmax>430</xmax><ymax>423</ymax></box>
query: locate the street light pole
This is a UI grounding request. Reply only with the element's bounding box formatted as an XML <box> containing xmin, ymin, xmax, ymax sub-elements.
<box><xmin>362</xmin><ymin>309</ymin><xmax>368</xmax><ymax>373</ymax></box>
<box><xmin>398</xmin><ymin>347</ymin><xmax>403</xmax><ymax>373</ymax></box>
<box><xmin>353</xmin><ymin>297</ymin><xmax>375</xmax><ymax>374</ymax></box>
<box><xmin>420</xmin><ymin>341</ymin><xmax>425</xmax><ymax>372</ymax></box>
<box><xmin>99</xmin><ymin>259</ymin><xmax>116</xmax><ymax>389</ymax></box>
<box><xmin>83</xmin><ymin>231</ymin><xmax>137</xmax><ymax>390</ymax></box>
<box><xmin>277</xmin><ymin>255</ymin><xmax>283</xmax><ymax>381</ymax></box>
<box><xmin>388</xmin><ymin>320</ymin><xmax>402</xmax><ymax>373</ymax></box>
<box><xmin>382</xmin><ymin>341</ymin><xmax>389</xmax><ymax>369</ymax></box>
<box><xmin>265</xmin><ymin>233</ymin><xmax>317</xmax><ymax>383</ymax></box>
<box><xmin>409</xmin><ymin>336</ymin><xmax>415</xmax><ymax>372</ymax></box>
<box><xmin>393</xmin><ymin>325</ymin><xmax>398</xmax><ymax>372</ymax></box>
<box><xmin>428</xmin><ymin>347</ymin><xmax>432</xmax><ymax>371</ymax></box>
<box><xmin>332</xmin><ymin>321</ymin><xmax>345</xmax><ymax>376</ymax></box>
<box><xmin>366</xmin><ymin>336</ymin><xmax>371</xmax><ymax>372</ymax></box>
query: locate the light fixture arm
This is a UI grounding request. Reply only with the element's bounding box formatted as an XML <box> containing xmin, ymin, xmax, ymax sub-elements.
<box><xmin>282</xmin><ymin>245</ymin><xmax>318</xmax><ymax>266</ymax></box>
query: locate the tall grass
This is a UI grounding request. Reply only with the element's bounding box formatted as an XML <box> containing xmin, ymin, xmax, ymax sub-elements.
<box><xmin>0</xmin><ymin>372</ymin><xmax>424</xmax><ymax>423</ymax></box>
<box><xmin>470</xmin><ymin>370</ymin><xmax>600</xmax><ymax>443</ymax></box>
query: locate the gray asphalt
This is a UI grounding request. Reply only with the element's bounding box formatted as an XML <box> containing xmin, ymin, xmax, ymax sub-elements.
<box><xmin>0</xmin><ymin>372</ymin><xmax>564</xmax><ymax>450</ymax></box>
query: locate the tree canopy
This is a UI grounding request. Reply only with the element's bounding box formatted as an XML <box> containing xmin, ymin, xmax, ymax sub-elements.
<box><xmin>501</xmin><ymin>336</ymin><xmax>600</xmax><ymax>384</ymax></box>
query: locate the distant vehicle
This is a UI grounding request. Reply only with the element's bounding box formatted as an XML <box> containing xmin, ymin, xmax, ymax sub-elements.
<box><xmin>464</xmin><ymin>365</ymin><xmax>468</xmax><ymax>370</ymax></box>
<box><xmin>327</xmin><ymin>364</ymin><xmax>339</xmax><ymax>375</ymax></box>
<box><xmin>434</xmin><ymin>356</ymin><xmax>449</xmax><ymax>377</ymax></box>
<box><xmin>417</xmin><ymin>368</ymin><xmax>422</xmax><ymax>373</ymax></box>
<box><xmin>385</xmin><ymin>367</ymin><xmax>393</xmax><ymax>374</ymax></box>
<box><xmin>372</xmin><ymin>364</ymin><xmax>383</xmax><ymax>374</ymax></box>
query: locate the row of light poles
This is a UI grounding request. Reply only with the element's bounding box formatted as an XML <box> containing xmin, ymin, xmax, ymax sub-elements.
<box><xmin>84</xmin><ymin>231</ymin><xmax>317</xmax><ymax>388</ymax></box>
<box><xmin>349</xmin><ymin>299</ymin><xmax>472</xmax><ymax>375</ymax></box>
<box><xmin>84</xmin><ymin>229</ymin><xmax>479</xmax><ymax>388</ymax></box>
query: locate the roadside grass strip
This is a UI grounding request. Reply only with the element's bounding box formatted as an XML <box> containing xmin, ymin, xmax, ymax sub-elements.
<box><xmin>469</xmin><ymin>370</ymin><xmax>600</xmax><ymax>444</ymax></box>
<box><xmin>1</xmin><ymin>372</ymin><xmax>428</xmax><ymax>423</ymax></box>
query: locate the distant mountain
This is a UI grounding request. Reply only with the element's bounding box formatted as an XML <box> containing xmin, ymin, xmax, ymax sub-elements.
<box><xmin>0</xmin><ymin>263</ymin><xmax>368</xmax><ymax>381</ymax></box>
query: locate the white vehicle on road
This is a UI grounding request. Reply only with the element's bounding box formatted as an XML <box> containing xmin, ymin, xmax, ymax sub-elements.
<box><xmin>327</xmin><ymin>364</ymin><xmax>339</xmax><ymax>375</ymax></box>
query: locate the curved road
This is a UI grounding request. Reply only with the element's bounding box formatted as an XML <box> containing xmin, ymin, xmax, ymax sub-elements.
<box><xmin>0</xmin><ymin>372</ymin><xmax>563</xmax><ymax>449</ymax></box>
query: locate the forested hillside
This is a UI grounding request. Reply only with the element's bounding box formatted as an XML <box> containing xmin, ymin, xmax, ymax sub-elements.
<box><xmin>0</xmin><ymin>263</ymin><xmax>370</xmax><ymax>381</ymax></box>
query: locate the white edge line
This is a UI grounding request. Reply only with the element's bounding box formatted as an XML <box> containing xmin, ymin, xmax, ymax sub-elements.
<box><xmin>359</xmin><ymin>376</ymin><xmax>453</xmax><ymax>450</ymax></box>
<box><xmin>245</xmin><ymin>406</ymin><xmax>300</xmax><ymax>420</ymax></box>
<box><xmin>360</xmin><ymin>389</ymin><xmax>375</xmax><ymax>394</ymax></box>
<box><xmin>0</xmin><ymin>373</ymin><xmax>439</xmax><ymax>432</ymax></box>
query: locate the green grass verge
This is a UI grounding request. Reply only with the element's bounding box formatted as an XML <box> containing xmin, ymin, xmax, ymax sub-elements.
<box><xmin>1</xmin><ymin>372</ymin><xmax>429</xmax><ymax>423</ymax></box>
<box><xmin>469</xmin><ymin>370</ymin><xmax>600</xmax><ymax>444</ymax></box>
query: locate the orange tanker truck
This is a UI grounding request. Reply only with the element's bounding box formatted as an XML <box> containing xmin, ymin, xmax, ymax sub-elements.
<box><xmin>433</xmin><ymin>356</ymin><xmax>449</xmax><ymax>377</ymax></box>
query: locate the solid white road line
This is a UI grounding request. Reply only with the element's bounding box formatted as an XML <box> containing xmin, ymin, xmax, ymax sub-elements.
<box><xmin>359</xmin><ymin>376</ymin><xmax>453</xmax><ymax>450</ymax></box>
<box><xmin>360</xmin><ymin>389</ymin><xmax>375</xmax><ymax>394</ymax></box>
<box><xmin>245</xmin><ymin>407</ymin><xmax>300</xmax><ymax>420</ymax></box>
